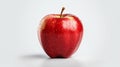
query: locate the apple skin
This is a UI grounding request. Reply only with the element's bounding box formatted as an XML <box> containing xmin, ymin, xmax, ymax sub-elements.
<box><xmin>38</xmin><ymin>14</ymin><xmax>83</xmax><ymax>58</ymax></box>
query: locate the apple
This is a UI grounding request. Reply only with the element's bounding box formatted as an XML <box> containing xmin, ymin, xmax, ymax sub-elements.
<box><xmin>38</xmin><ymin>7</ymin><xmax>83</xmax><ymax>58</ymax></box>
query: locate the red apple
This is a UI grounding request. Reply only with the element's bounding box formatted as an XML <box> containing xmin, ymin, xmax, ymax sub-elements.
<box><xmin>38</xmin><ymin>7</ymin><xmax>83</xmax><ymax>58</ymax></box>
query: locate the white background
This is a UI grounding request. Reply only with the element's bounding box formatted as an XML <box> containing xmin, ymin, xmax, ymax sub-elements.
<box><xmin>0</xmin><ymin>0</ymin><xmax>120</xmax><ymax>67</ymax></box>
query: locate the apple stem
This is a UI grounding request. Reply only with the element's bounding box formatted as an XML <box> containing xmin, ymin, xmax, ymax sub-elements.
<box><xmin>60</xmin><ymin>7</ymin><xmax>65</xmax><ymax>18</ymax></box>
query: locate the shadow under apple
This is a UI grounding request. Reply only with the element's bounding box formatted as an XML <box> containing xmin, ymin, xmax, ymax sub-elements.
<box><xmin>20</xmin><ymin>54</ymin><xmax>48</xmax><ymax>59</ymax></box>
<box><xmin>19</xmin><ymin>54</ymin><xmax>48</xmax><ymax>67</ymax></box>
<box><xmin>20</xmin><ymin>54</ymin><xmax>82</xmax><ymax>67</ymax></box>
<box><xmin>19</xmin><ymin>54</ymin><xmax>100</xmax><ymax>67</ymax></box>
<box><xmin>42</xmin><ymin>58</ymin><xmax>82</xmax><ymax>67</ymax></box>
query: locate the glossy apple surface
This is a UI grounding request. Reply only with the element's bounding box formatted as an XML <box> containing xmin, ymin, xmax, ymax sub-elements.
<box><xmin>38</xmin><ymin>13</ymin><xmax>83</xmax><ymax>58</ymax></box>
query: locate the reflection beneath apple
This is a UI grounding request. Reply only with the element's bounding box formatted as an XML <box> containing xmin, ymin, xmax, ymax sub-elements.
<box><xmin>42</xmin><ymin>58</ymin><xmax>82</xmax><ymax>67</ymax></box>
